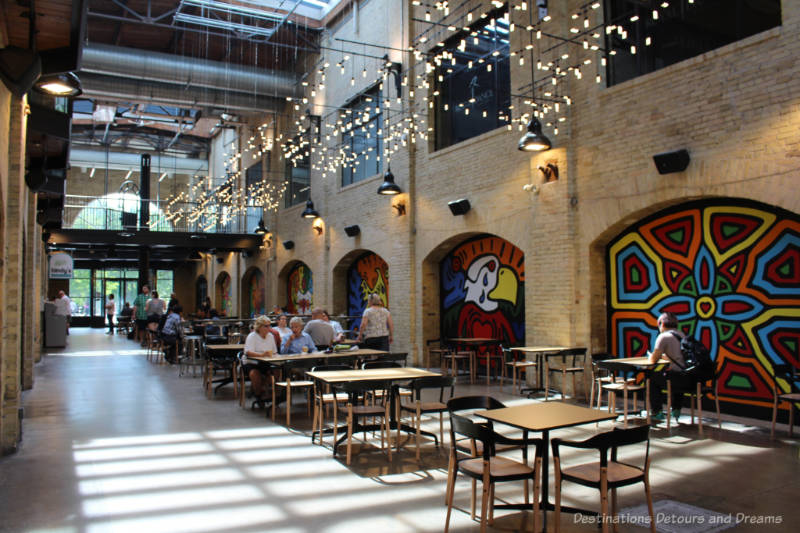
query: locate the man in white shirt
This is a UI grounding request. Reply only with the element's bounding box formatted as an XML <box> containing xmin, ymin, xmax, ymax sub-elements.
<box><xmin>54</xmin><ymin>290</ymin><xmax>72</xmax><ymax>335</ymax></box>
<box><xmin>303</xmin><ymin>308</ymin><xmax>335</xmax><ymax>348</ymax></box>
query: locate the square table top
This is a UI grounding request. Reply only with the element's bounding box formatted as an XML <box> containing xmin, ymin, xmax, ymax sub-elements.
<box><xmin>511</xmin><ymin>346</ymin><xmax>570</xmax><ymax>353</ymax></box>
<box><xmin>250</xmin><ymin>348</ymin><xmax>389</xmax><ymax>364</ymax></box>
<box><xmin>447</xmin><ymin>337</ymin><xmax>501</xmax><ymax>343</ymax></box>
<box><xmin>476</xmin><ymin>401</ymin><xmax>617</xmax><ymax>432</ymax></box>
<box><xmin>598</xmin><ymin>356</ymin><xmax>670</xmax><ymax>369</ymax></box>
<box><xmin>307</xmin><ymin>367</ymin><xmax>438</xmax><ymax>383</ymax></box>
<box><xmin>205</xmin><ymin>344</ymin><xmax>245</xmax><ymax>351</ymax></box>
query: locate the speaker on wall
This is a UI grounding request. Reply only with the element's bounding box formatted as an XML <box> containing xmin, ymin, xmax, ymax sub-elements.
<box><xmin>283</xmin><ymin>240</ymin><xmax>295</xmax><ymax>250</ymax></box>
<box><xmin>344</xmin><ymin>225</ymin><xmax>360</xmax><ymax>237</ymax></box>
<box><xmin>448</xmin><ymin>198</ymin><xmax>471</xmax><ymax>216</ymax></box>
<box><xmin>653</xmin><ymin>149</ymin><xmax>690</xmax><ymax>174</ymax></box>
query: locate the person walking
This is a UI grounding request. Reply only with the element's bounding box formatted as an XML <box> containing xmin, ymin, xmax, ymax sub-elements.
<box><xmin>104</xmin><ymin>293</ymin><xmax>116</xmax><ymax>334</ymax></box>
<box><xmin>356</xmin><ymin>293</ymin><xmax>393</xmax><ymax>351</ymax></box>
<box><xmin>132</xmin><ymin>285</ymin><xmax>150</xmax><ymax>345</ymax></box>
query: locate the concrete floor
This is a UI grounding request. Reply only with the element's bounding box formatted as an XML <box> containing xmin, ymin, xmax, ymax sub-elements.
<box><xmin>1</xmin><ymin>329</ymin><xmax>798</xmax><ymax>533</ymax></box>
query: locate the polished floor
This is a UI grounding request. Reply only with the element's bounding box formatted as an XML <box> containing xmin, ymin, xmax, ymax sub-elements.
<box><xmin>1</xmin><ymin>329</ymin><xmax>798</xmax><ymax>533</ymax></box>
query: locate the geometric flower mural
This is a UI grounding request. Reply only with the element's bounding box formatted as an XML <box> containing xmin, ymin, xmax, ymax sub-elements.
<box><xmin>607</xmin><ymin>199</ymin><xmax>800</xmax><ymax>417</ymax></box>
<box><xmin>441</xmin><ymin>234</ymin><xmax>525</xmax><ymax>347</ymax></box>
<box><xmin>347</xmin><ymin>252</ymin><xmax>389</xmax><ymax>331</ymax></box>
<box><xmin>286</xmin><ymin>262</ymin><xmax>313</xmax><ymax>315</ymax></box>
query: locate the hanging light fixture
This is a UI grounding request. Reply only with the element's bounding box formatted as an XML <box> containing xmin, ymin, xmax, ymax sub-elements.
<box><xmin>377</xmin><ymin>166</ymin><xmax>402</xmax><ymax>195</ymax></box>
<box><xmin>254</xmin><ymin>218</ymin><xmax>269</xmax><ymax>234</ymax></box>
<box><xmin>517</xmin><ymin>117</ymin><xmax>552</xmax><ymax>152</ymax></box>
<box><xmin>34</xmin><ymin>72</ymin><xmax>82</xmax><ymax>97</ymax></box>
<box><xmin>300</xmin><ymin>198</ymin><xmax>320</xmax><ymax>219</ymax></box>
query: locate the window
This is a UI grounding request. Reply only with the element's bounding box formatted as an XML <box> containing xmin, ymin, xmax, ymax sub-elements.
<box><xmin>69</xmin><ymin>269</ymin><xmax>92</xmax><ymax>317</ymax></box>
<box><xmin>434</xmin><ymin>8</ymin><xmax>511</xmax><ymax>150</ymax></box>
<box><xmin>155</xmin><ymin>270</ymin><xmax>174</xmax><ymax>299</ymax></box>
<box><xmin>245</xmin><ymin>160</ymin><xmax>264</xmax><ymax>232</ymax></box>
<box><xmin>604</xmin><ymin>0</ymin><xmax>781</xmax><ymax>86</ymax></box>
<box><xmin>341</xmin><ymin>86</ymin><xmax>383</xmax><ymax>186</ymax></box>
<box><xmin>284</xmin><ymin>155</ymin><xmax>310</xmax><ymax>208</ymax></box>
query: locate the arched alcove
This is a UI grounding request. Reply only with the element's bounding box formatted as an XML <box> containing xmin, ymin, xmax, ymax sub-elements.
<box><xmin>600</xmin><ymin>197</ymin><xmax>800</xmax><ymax>419</ymax></box>
<box><xmin>241</xmin><ymin>266</ymin><xmax>265</xmax><ymax>317</ymax></box>
<box><xmin>279</xmin><ymin>261</ymin><xmax>312</xmax><ymax>314</ymax></box>
<box><xmin>195</xmin><ymin>275</ymin><xmax>208</xmax><ymax>312</ymax></box>
<box><xmin>332</xmin><ymin>250</ymin><xmax>389</xmax><ymax>330</ymax></box>
<box><xmin>215</xmin><ymin>271</ymin><xmax>232</xmax><ymax>317</ymax></box>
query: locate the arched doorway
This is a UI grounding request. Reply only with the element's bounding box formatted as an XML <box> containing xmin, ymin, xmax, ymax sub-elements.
<box><xmin>242</xmin><ymin>267</ymin><xmax>265</xmax><ymax>317</ymax></box>
<box><xmin>606</xmin><ymin>198</ymin><xmax>800</xmax><ymax>419</ymax></box>
<box><xmin>286</xmin><ymin>262</ymin><xmax>313</xmax><ymax>314</ymax></box>
<box><xmin>439</xmin><ymin>234</ymin><xmax>525</xmax><ymax>346</ymax></box>
<box><xmin>215</xmin><ymin>271</ymin><xmax>232</xmax><ymax>317</ymax></box>
<box><xmin>346</xmin><ymin>252</ymin><xmax>389</xmax><ymax>330</ymax></box>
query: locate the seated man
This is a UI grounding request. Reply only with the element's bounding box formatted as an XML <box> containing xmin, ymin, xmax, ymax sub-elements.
<box><xmin>648</xmin><ymin>311</ymin><xmax>695</xmax><ymax>420</ymax></box>
<box><xmin>243</xmin><ymin>315</ymin><xmax>279</xmax><ymax>400</ymax></box>
<box><xmin>160</xmin><ymin>305</ymin><xmax>184</xmax><ymax>364</ymax></box>
<box><xmin>302</xmin><ymin>308</ymin><xmax>335</xmax><ymax>348</ymax></box>
<box><xmin>282</xmin><ymin>316</ymin><xmax>317</xmax><ymax>354</ymax></box>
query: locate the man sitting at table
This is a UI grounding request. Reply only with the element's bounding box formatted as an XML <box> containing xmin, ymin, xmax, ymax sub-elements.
<box><xmin>282</xmin><ymin>316</ymin><xmax>317</xmax><ymax>354</ymax></box>
<box><xmin>648</xmin><ymin>312</ymin><xmax>694</xmax><ymax>421</ymax></box>
<box><xmin>244</xmin><ymin>315</ymin><xmax>279</xmax><ymax>401</ymax></box>
<box><xmin>302</xmin><ymin>308</ymin><xmax>335</xmax><ymax>348</ymax></box>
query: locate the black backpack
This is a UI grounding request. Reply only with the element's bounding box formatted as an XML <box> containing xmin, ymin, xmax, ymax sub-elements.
<box><xmin>670</xmin><ymin>332</ymin><xmax>715</xmax><ymax>382</ymax></box>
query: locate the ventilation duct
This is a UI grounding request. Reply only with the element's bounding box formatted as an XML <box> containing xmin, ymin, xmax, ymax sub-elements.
<box><xmin>81</xmin><ymin>43</ymin><xmax>300</xmax><ymax>98</ymax></box>
<box><xmin>69</xmin><ymin>148</ymin><xmax>208</xmax><ymax>173</ymax></box>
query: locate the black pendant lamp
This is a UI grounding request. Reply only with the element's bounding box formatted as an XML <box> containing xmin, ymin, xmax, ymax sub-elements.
<box><xmin>34</xmin><ymin>72</ymin><xmax>82</xmax><ymax>97</ymax></box>
<box><xmin>377</xmin><ymin>167</ymin><xmax>402</xmax><ymax>195</ymax></box>
<box><xmin>517</xmin><ymin>117</ymin><xmax>552</xmax><ymax>152</ymax></box>
<box><xmin>300</xmin><ymin>198</ymin><xmax>320</xmax><ymax>219</ymax></box>
<box><xmin>254</xmin><ymin>218</ymin><xmax>269</xmax><ymax>234</ymax></box>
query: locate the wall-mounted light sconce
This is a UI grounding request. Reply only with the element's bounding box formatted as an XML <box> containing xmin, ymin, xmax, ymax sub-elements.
<box><xmin>216</xmin><ymin>256</ymin><xmax>224</xmax><ymax>264</ymax></box>
<box><xmin>312</xmin><ymin>218</ymin><xmax>324</xmax><ymax>235</ymax></box>
<box><xmin>538</xmin><ymin>163</ymin><xmax>559</xmax><ymax>182</ymax></box>
<box><xmin>448</xmin><ymin>198</ymin><xmax>471</xmax><ymax>216</ymax></box>
<box><xmin>522</xmin><ymin>183</ymin><xmax>539</xmax><ymax>194</ymax></box>
<box><xmin>344</xmin><ymin>225</ymin><xmax>360</xmax><ymax>237</ymax></box>
<box><xmin>518</xmin><ymin>117</ymin><xmax>552</xmax><ymax>152</ymax></box>
<box><xmin>377</xmin><ymin>167</ymin><xmax>402</xmax><ymax>195</ymax></box>
<box><xmin>392</xmin><ymin>202</ymin><xmax>406</xmax><ymax>216</ymax></box>
<box><xmin>283</xmin><ymin>240</ymin><xmax>295</xmax><ymax>250</ymax></box>
<box><xmin>301</xmin><ymin>198</ymin><xmax>320</xmax><ymax>219</ymax></box>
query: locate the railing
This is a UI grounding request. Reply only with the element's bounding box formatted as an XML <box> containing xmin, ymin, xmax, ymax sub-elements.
<box><xmin>62</xmin><ymin>194</ymin><xmax>264</xmax><ymax>234</ymax></box>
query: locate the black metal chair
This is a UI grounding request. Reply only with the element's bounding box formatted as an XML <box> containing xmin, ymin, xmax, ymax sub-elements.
<box><xmin>771</xmin><ymin>364</ymin><xmax>800</xmax><ymax>438</ymax></box>
<box><xmin>552</xmin><ymin>425</ymin><xmax>655</xmax><ymax>533</ymax></box>
<box><xmin>334</xmin><ymin>379</ymin><xmax>393</xmax><ymax>465</ymax></box>
<box><xmin>444</xmin><ymin>412</ymin><xmax>543</xmax><ymax>533</ymax></box>
<box><xmin>398</xmin><ymin>375</ymin><xmax>455</xmax><ymax>460</ymax></box>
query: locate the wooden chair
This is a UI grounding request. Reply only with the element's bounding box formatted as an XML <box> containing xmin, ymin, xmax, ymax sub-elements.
<box><xmin>601</xmin><ymin>379</ymin><xmax>645</xmax><ymax>427</ymax></box>
<box><xmin>426</xmin><ymin>338</ymin><xmax>450</xmax><ymax>370</ymax></box>
<box><xmin>504</xmin><ymin>347</ymin><xmax>538</xmax><ymax>395</ymax></box>
<box><xmin>552</xmin><ymin>425</ymin><xmax>655</xmax><ymax>533</ymax></box>
<box><xmin>545</xmin><ymin>347</ymin><xmax>588</xmax><ymax>402</ymax></box>
<box><xmin>476</xmin><ymin>343</ymin><xmax>505</xmax><ymax>385</ymax></box>
<box><xmin>145</xmin><ymin>330</ymin><xmax>164</xmax><ymax>363</ymax></box>
<box><xmin>398</xmin><ymin>375</ymin><xmax>455</xmax><ymax>460</ymax></box>
<box><xmin>310</xmin><ymin>364</ymin><xmax>351</xmax><ymax>446</ymax></box>
<box><xmin>771</xmin><ymin>364</ymin><xmax>800</xmax><ymax>438</ymax></box>
<box><xmin>271</xmin><ymin>359</ymin><xmax>315</xmax><ymax>427</ymax></box>
<box><xmin>362</xmin><ymin>361</ymin><xmax>412</xmax><ymax>402</ymax></box>
<box><xmin>444</xmin><ymin>412</ymin><xmax>543</xmax><ymax>533</ymax></box>
<box><xmin>443</xmin><ymin>349</ymin><xmax>472</xmax><ymax>381</ymax></box>
<box><xmin>665</xmin><ymin>369</ymin><xmax>722</xmax><ymax>434</ymax></box>
<box><xmin>334</xmin><ymin>379</ymin><xmax>393</xmax><ymax>465</ymax></box>
<box><xmin>589</xmin><ymin>353</ymin><xmax>620</xmax><ymax>409</ymax></box>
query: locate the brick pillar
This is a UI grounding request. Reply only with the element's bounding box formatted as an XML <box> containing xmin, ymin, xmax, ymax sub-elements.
<box><xmin>22</xmin><ymin>193</ymin><xmax>39</xmax><ymax>389</ymax></box>
<box><xmin>1</xmin><ymin>93</ymin><xmax>28</xmax><ymax>454</ymax></box>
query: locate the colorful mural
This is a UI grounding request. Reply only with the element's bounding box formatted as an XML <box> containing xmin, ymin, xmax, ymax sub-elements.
<box><xmin>287</xmin><ymin>262</ymin><xmax>313</xmax><ymax>314</ymax></box>
<box><xmin>440</xmin><ymin>235</ymin><xmax>525</xmax><ymax>346</ymax></box>
<box><xmin>347</xmin><ymin>252</ymin><xmax>389</xmax><ymax>330</ymax></box>
<box><xmin>215</xmin><ymin>272</ymin><xmax>232</xmax><ymax>317</ymax></box>
<box><xmin>246</xmin><ymin>268</ymin><xmax>265</xmax><ymax>317</ymax></box>
<box><xmin>607</xmin><ymin>199</ymin><xmax>800</xmax><ymax>417</ymax></box>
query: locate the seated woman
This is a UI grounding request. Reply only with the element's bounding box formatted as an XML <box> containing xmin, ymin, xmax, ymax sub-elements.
<box><xmin>274</xmin><ymin>314</ymin><xmax>292</xmax><ymax>339</ymax></box>
<box><xmin>160</xmin><ymin>305</ymin><xmax>184</xmax><ymax>364</ymax></box>
<box><xmin>281</xmin><ymin>316</ymin><xmax>317</xmax><ymax>354</ymax></box>
<box><xmin>243</xmin><ymin>315</ymin><xmax>279</xmax><ymax>400</ymax></box>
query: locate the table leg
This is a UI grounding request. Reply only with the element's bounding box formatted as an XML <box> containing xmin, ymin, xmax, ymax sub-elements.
<box><xmin>646</xmin><ymin>375</ymin><xmax>651</xmax><ymax>425</ymax></box>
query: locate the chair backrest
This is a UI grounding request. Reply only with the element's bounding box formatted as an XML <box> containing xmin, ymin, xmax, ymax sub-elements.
<box><xmin>311</xmin><ymin>364</ymin><xmax>352</xmax><ymax>372</ymax></box>
<box><xmin>582</xmin><ymin>425</ymin><xmax>650</xmax><ymax>465</ymax></box>
<box><xmin>449</xmin><ymin>413</ymin><xmax>495</xmax><ymax>459</ymax></box>
<box><xmin>362</xmin><ymin>361</ymin><xmax>401</xmax><ymax>370</ymax></box>
<box><xmin>384</xmin><ymin>353</ymin><xmax>408</xmax><ymax>366</ymax></box>
<box><xmin>336</xmin><ymin>379</ymin><xmax>391</xmax><ymax>404</ymax></box>
<box><xmin>447</xmin><ymin>395</ymin><xmax>506</xmax><ymax>413</ymax></box>
<box><xmin>409</xmin><ymin>375</ymin><xmax>455</xmax><ymax>401</ymax></box>
<box><xmin>555</xmin><ymin>347</ymin><xmax>587</xmax><ymax>365</ymax></box>
<box><xmin>774</xmin><ymin>364</ymin><xmax>799</xmax><ymax>394</ymax></box>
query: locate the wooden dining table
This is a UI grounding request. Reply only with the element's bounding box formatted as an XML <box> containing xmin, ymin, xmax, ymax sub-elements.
<box><xmin>510</xmin><ymin>346</ymin><xmax>569</xmax><ymax>396</ymax></box>
<box><xmin>306</xmin><ymin>367</ymin><xmax>439</xmax><ymax>457</ymax></box>
<box><xmin>447</xmin><ymin>337</ymin><xmax>503</xmax><ymax>384</ymax></box>
<box><xmin>598</xmin><ymin>356</ymin><xmax>670</xmax><ymax>424</ymax></box>
<box><xmin>476</xmin><ymin>402</ymin><xmax>617</xmax><ymax>533</ymax></box>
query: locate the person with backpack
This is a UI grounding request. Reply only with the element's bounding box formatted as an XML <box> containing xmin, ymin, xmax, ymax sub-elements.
<box><xmin>647</xmin><ymin>312</ymin><xmax>696</xmax><ymax>421</ymax></box>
